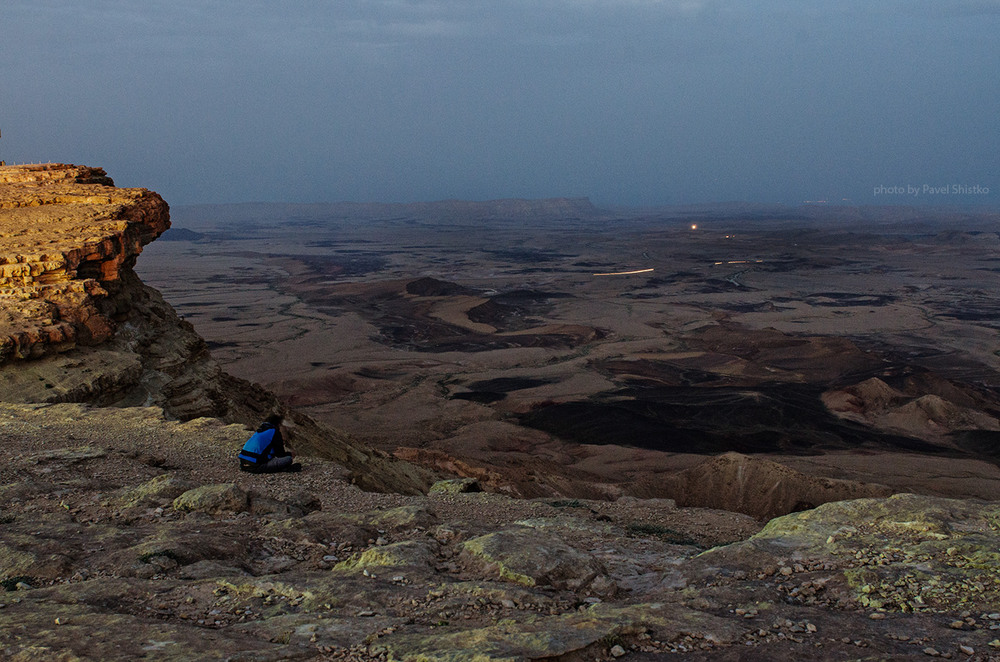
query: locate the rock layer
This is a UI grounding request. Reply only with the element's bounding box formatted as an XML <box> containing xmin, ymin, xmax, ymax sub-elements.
<box><xmin>0</xmin><ymin>164</ymin><xmax>169</xmax><ymax>362</ymax></box>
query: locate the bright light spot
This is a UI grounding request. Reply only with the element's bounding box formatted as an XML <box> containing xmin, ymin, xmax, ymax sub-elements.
<box><xmin>690</xmin><ymin>224</ymin><xmax>698</xmax><ymax>230</ymax></box>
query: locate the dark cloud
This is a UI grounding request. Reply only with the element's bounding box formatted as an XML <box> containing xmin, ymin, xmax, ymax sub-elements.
<box><xmin>2</xmin><ymin>1</ymin><xmax>997</xmax><ymax>206</ymax></box>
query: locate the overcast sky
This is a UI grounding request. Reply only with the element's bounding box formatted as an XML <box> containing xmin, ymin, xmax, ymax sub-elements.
<box><xmin>2</xmin><ymin>1</ymin><xmax>998</xmax><ymax>207</ymax></box>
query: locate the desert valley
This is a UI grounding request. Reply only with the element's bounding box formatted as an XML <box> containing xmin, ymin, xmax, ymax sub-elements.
<box><xmin>140</xmin><ymin>196</ymin><xmax>1000</xmax><ymax>513</ymax></box>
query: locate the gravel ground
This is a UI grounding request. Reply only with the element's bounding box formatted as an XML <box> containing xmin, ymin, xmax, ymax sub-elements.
<box><xmin>0</xmin><ymin>401</ymin><xmax>760</xmax><ymax>545</ymax></box>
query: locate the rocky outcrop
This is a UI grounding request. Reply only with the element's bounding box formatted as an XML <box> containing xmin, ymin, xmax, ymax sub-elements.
<box><xmin>824</xmin><ymin>376</ymin><xmax>1000</xmax><ymax>444</ymax></box>
<box><xmin>693</xmin><ymin>492</ymin><xmax>1000</xmax><ymax>616</ymax></box>
<box><xmin>0</xmin><ymin>164</ymin><xmax>169</xmax><ymax>362</ymax></box>
<box><xmin>649</xmin><ymin>452</ymin><xmax>894</xmax><ymax>520</ymax></box>
<box><xmin>3</xmin><ymin>403</ymin><xmax>1000</xmax><ymax>661</ymax></box>
<box><xmin>0</xmin><ymin>164</ymin><xmax>435</xmax><ymax>493</ymax></box>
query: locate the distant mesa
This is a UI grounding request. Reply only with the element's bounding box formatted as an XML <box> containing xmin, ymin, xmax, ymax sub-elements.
<box><xmin>159</xmin><ymin>227</ymin><xmax>206</xmax><ymax>242</ymax></box>
<box><xmin>173</xmin><ymin>196</ymin><xmax>609</xmax><ymax>227</ymax></box>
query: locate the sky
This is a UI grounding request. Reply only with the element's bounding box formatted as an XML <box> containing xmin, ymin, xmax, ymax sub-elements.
<box><xmin>2</xmin><ymin>0</ymin><xmax>998</xmax><ymax>207</ymax></box>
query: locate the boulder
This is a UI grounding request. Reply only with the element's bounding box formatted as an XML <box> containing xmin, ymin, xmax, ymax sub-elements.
<box><xmin>172</xmin><ymin>483</ymin><xmax>249</xmax><ymax>514</ymax></box>
<box><xmin>335</xmin><ymin>540</ymin><xmax>438</xmax><ymax>572</ymax></box>
<box><xmin>460</xmin><ymin>526</ymin><xmax>615</xmax><ymax>595</ymax></box>
<box><xmin>429</xmin><ymin>478</ymin><xmax>483</xmax><ymax>495</ymax></box>
<box><xmin>118</xmin><ymin>473</ymin><xmax>198</xmax><ymax>509</ymax></box>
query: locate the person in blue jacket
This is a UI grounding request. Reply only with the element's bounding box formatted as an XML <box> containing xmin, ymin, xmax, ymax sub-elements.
<box><xmin>238</xmin><ymin>413</ymin><xmax>300</xmax><ymax>473</ymax></box>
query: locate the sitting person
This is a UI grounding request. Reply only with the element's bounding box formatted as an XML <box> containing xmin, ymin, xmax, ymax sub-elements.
<box><xmin>238</xmin><ymin>413</ymin><xmax>300</xmax><ymax>473</ymax></box>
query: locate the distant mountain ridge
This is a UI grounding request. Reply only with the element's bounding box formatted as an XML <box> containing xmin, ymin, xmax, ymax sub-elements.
<box><xmin>174</xmin><ymin>197</ymin><xmax>1000</xmax><ymax>231</ymax></box>
<box><xmin>173</xmin><ymin>197</ymin><xmax>609</xmax><ymax>227</ymax></box>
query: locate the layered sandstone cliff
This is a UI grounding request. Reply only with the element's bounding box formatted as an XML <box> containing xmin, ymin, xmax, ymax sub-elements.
<box><xmin>0</xmin><ymin>164</ymin><xmax>168</xmax><ymax>362</ymax></box>
<box><xmin>0</xmin><ymin>164</ymin><xmax>433</xmax><ymax>493</ymax></box>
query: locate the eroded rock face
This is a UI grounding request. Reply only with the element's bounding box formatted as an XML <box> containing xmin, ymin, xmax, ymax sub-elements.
<box><xmin>0</xmin><ymin>164</ymin><xmax>169</xmax><ymax>362</ymax></box>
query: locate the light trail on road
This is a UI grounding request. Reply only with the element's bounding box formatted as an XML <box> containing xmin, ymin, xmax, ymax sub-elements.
<box><xmin>592</xmin><ymin>268</ymin><xmax>655</xmax><ymax>276</ymax></box>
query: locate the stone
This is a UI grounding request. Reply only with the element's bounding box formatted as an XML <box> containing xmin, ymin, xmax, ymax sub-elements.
<box><xmin>367</xmin><ymin>504</ymin><xmax>439</xmax><ymax>531</ymax></box>
<box><xmin>429</xmin><ymin>478</ymin><xmax>482</xmax><ymax>495</ymax></box>
<box><xmin>335</xmin><ymin>541</ymin><xmax>437</xmax><ymax>572</ymax></box>
<box><xmin>118</xmin><ymin>474</ymin><xmax>198</xmax><ymax>509</ymax></box>
<box><xmin>172</xmin><ymin>484</ymin><xmax>249</xmax><ymax>514</ymax></box>
<box><xmin>460</xmin><ymin>526</ymin><xmax>615</xmax><ymax>594</ymax></box>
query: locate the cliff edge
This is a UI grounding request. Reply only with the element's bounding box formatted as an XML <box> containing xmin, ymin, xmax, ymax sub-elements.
<box><xmin>0</xmin><ymin>164</ymin><xmax>433</xmax><ymax>493</ymax></box>
<box><xmin>0</xmin><ymin>164</ymin><xmax>167</xmax><ymax>362</ymax></box>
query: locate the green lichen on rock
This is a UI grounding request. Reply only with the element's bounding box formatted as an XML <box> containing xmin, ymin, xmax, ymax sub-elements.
<box><xmin>0</xmin><ymin>544</ymin><xmax>38</xmax><ymax>581</ymax></box>
<box><xmin>701</xmin><ymin>493</ymin><xmax>1000</xmax><ymax>614</ymax></box>
<box><xmin>429</xmin><ymin>478</ymin><xmax>482</xmax><ymax>495</ymax></box>
<box><xmin>335</xmin><ymin>541</ymin><xmax>436</xmax><ymax>572</ymax></box>
<box><xmin>383</xmin><ymin>602</ymin><xmax>742</xmax><ymax>662</ymax></box>
<box><xmin>461</xmin><ymin>535</ymin><xmax>536</xmax><ymax>587</ymax></box>
<box><xmin>367</xmin><ymin>504</ymin><xmax>439</xmax><ymax>531</ymax></box>
<box><xmin>117</xmin><ymin>474</ymin><xmax>198</xmax><ymax>509</ymax></box>
<box><xmin>172</xmin><ymin>483</ymin><xmax>248</xmax><ymax>514</ymax></box>
<box><xmin>842</xmin><ymin>535</ymin><xmax>1000</xmax><ymax>613</ymax></box>
<box><xmin>459</xmin><ymin>527</ymin><xmax>615</xmax><ymax>594</ymax></box>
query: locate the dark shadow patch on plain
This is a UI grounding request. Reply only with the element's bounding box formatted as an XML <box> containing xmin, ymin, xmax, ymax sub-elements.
<box><xmin>451</xmin><ymin>391</ymin><xmax>507</xmax><ymax>404</ymax></box>
<box><xmin>451</xmin><ymin>376</ymin><xmax>558</xmax><ymax>406</ymax></box>
<box><xmin>290</xmin><ymin>253</ymin><xmax>389</xmax><ymax>280</ymax></box>
<box><xmin>952</xmin><ymin>431</ymin><xmax>1000</xmax><ymax>464</ymax></box>
<box><xmin>206</xmin><ymin>340</ymin><xmax>241</xmax><ymax>350</ymax></box>
<box><xmin>482</xmin><ymin>248</ymin><xmax>573</xmax><ymax>262</ymax></box>
<box><xmin>803</xmin><ymin>292</ymin><xmax>897</xmax><ymax>307</ymax></box>
<box><xmin>714</xmin><ymin>301</ymin><xmax>797</xmax><ymax>313</ymax></box>
<box><xmin>467</xmin><ymin>377</ymin><xmax>557</xmax><ymax>392</ymax></box>
<box><xmin>305</xmin><ymin>239</ymin><xmax>376</xmax><ymax>247</ymax></box>
<box><xmin>405</xmin><ymin>277</ymin><xmax>475</xmax><ymax>297</ymax></box>
<box><xmin>519</xmin><ymin>383</ymin><xmax>945</xmax><ymax>456</ymax></box>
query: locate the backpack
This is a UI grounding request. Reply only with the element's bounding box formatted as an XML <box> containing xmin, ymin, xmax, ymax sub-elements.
<box><xmin>238</xmin><ymin>427</ymin><xmax>276</xmax><ymax>473</ymax></box>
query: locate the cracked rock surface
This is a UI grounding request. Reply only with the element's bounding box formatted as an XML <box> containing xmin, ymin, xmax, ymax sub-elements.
<box><xmin>3</xmin><ymin>403</ymin><xmax>1000</xmax><ymax>661</ymax></box>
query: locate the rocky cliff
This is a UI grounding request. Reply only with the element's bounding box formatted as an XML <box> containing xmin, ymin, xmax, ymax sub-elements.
<box><xmin>0</xmin><ymin>164</ymin><xmax>433</xmax><ymax>493</ymax></box>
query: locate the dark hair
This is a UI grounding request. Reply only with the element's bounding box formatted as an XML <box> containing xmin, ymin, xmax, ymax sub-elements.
<box><xmin>264</xmin><ymin>413</ymin><xmax>283</xmax><ymax>427</ymax></box>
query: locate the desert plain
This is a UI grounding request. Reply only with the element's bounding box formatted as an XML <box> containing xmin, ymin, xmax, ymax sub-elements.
<box><xmin>138</xmin><ymin>200</ymin><xmax>1000</xmax><ymax>514</ymax></box>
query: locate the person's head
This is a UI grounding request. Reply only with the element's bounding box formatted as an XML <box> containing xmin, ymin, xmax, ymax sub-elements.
<box><xmin>265</xmin><ymin>413</ymin><xmax>283</xmax><ymax>427</ymax></box>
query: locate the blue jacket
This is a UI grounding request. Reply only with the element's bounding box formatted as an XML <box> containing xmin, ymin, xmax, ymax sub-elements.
<box><xmin>238</xmin><ymin>425</ymin><xmax>278</xmax><ymax>465</ymax></box>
